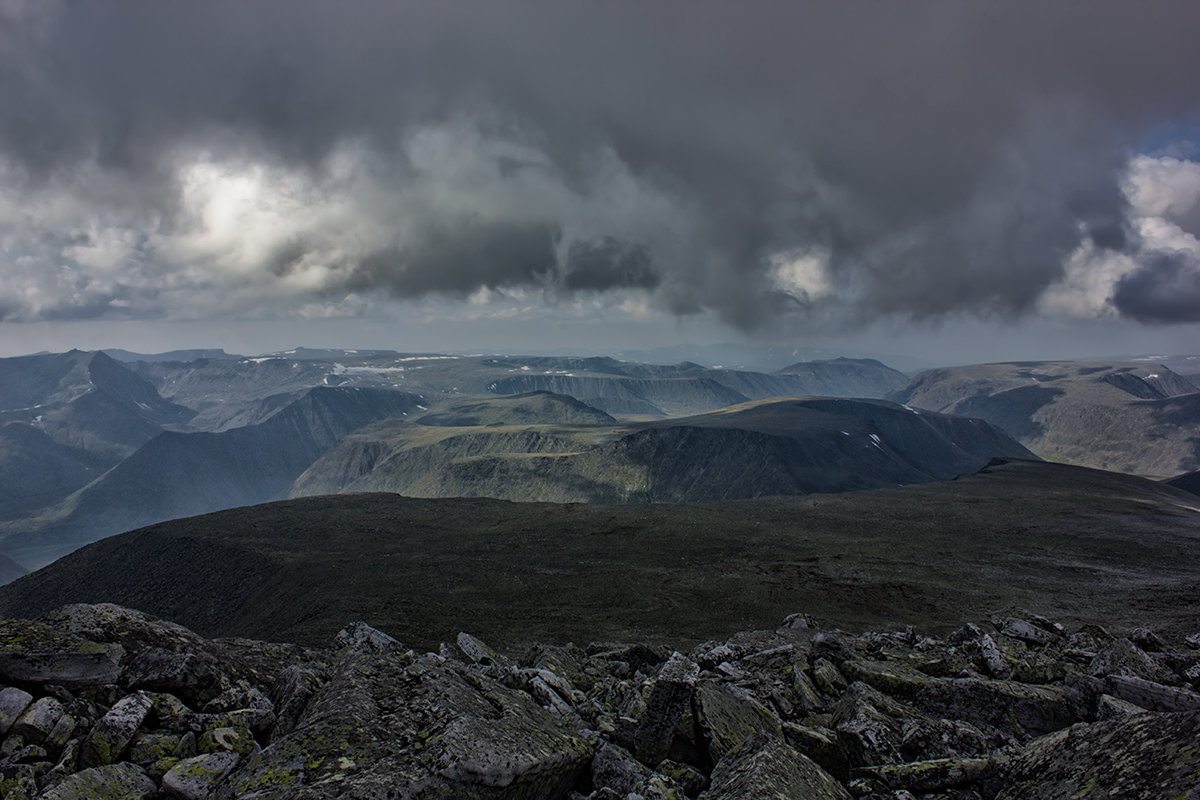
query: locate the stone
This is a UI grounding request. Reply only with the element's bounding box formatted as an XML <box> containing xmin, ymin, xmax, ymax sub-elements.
<box><xmin>267</xmin><ymin>663</ymin><xmax>325</xmax><ymax>739</ymax></box>
<box><xmin>79</xmin><ymin>690</ymin><xmax>152</xmax><ymax>767</ymax></box>
<box><xmin>0</xmin><ymin>618</ymin><xmax>119</xmax><ymax>687</ymax></box>
<box><xmin>694</xmin><ymin>680</ymin><xmax>782</xmax><ymax>762</ymax></box>
<box><xmin>163</xmin><ymin>750</ymin><xmax>241</xmax><ymax>800</ymax></box>
<box><xmin>591</xmin><ymin>742</ymin><xmax>654</xmax><ymax>795</ymax></box>
<box><xmin>0</xmin><ymin>687</ymin><xmax>33</xmax><ymax>736</ymax></box>
<box><xmin>783</xmin><ymin>722</ymin><xmax>852</xmax><ymax>780</ymax></box>
<box><xmin>11</xmin><ymin>696</ymin><xmax>63</xmax><ymax>744</ymax></box>
<box><xmin>841</xmin><ymin>660</ymin><xmax>931</xmax><ymax>699</ymax></box>
<box><xmin>332</xmin><ymin>621</ymin><xmax>402</xmax><ymax>654</ymax></box>
<box><xmin>198</xmin><ymin>726</ymin><xmax>257</xmax><ymax>756</ymax></box>
<box><xmin>455</xmin><ymin>632</ymin><xmax>511</xmax><ymax>667</ymax></box>
<box><xmin>1095</xmin><ymin>693</ymin><xmax>1147</xmax><ymax>720</ymax></box>
<box><xmin>221</xmin><ymin>648</ymin><xmax>594</xmax><ymax>798</ymax></box>
<box><xmin>129</xmin><ymin>731</ymin><xmax>184</xmax><ymax>765</ymax></box>
<box><xmin>979</xmin><ymin>633</ymin><xmax>1013</xmax><ymax>679</ymax></box>
<box><xmin>813</xmin><ymin>657</ymin><xmax>849</xmax><ymax>696</ymax></box>
<box><xmin>201</xmin><ymin>686</ymin><xmax>275</xmax><ymax>735</ymax></box>
<box><xmin>38</xmin><ymin>762</ymin><xmax>155</xmax><ymax>800</ymax></box>
<box><xmin>1000</xmin><ymin>618</ymin><xmax>1056</xmax><ymax>647</ymax></box>
<box><xmin>1101</xmin><ymin>673</ymin><xmax>1200</xmax><ymax>713</ymax></box>
<box><xmin>633</xmin><ymin>652</ymin><xmax>699</xmax><ymax>765</ymax></box>
<box><xmin>656</xmin><ymin>759</ymin><xmax>707</xmax><ymax>796</ymax></box>
<box><xmin>915</xmin><ymin>677</ymin><xmax>1076</xmax><ymax>737</ymax></box>
<box><xmin>1087</xmin><ymin>638</ymin><xmax>1176</xmax><ymax>685</ymax></box>
<box><xmin>122</xmin><ymin>647</ymin><xmax>225</xmax><ymax>708</ymax></box>
<box><xmin>698</xmin><ymin>733</ymin><xmax>852</xmax><ymax>800</ymax></box>
<box><xmin>855</xmin><ymin>756</ymin><xmax>994</xmax><ymax>792</ymax></box>
<box><xmin>997</xmin><ymin>710</ymin><xmax>1200</xmax><ymax>799</ymax></box>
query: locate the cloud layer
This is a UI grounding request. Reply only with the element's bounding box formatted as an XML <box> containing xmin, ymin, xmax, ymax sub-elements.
<box><xmin>1</xmin><ymin>1</ymin><xmax>1199</xmax><ymax>329</ymax></box>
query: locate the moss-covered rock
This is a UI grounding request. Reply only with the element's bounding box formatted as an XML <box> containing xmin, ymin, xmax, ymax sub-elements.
<box><xmin>0</xmin><ymin>618</ymin><xmax>119</xmax><ymax>687</ymax></box>
<box><xmin>694</xmin><ymin>680</ymin><xmax>782</xmax><ymax>763</ymax></box>
<box><xmin>915</xmin><ymin>677</ymin><xmax>1076</xmax><ymax>738</ymax></box>
<box><xmin>219</xmin><ymin>648</ymin><xmax>594</xmax><ymax>799</ymax></box>
<box><xmin>163</xmin><ymin>750</ymin><xmax>242</xmax><ymax>800</ymax></box>
<box><xmin>698</xmin><ymin>733</ymin><xmax>851</xmax><ymax>800</ymax></box>
<box><xmin>841</xmin><ymin>660</ymin><xmax>931</xmax><ymax>699</ymax></box>
<box><xmin>38</xmin><ymin>762</ymin><xmax>155</xmax><ymax>800</ymax></box>
<box><xmin>997</xmin><ymin>710</ymin><xmax>1200</xmax><ymax>799</ymax></box>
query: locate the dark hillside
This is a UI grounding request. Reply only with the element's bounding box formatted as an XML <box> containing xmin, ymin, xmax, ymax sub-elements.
<box><xmin>4</xmin><ymin>459</ymin><xmax>1196</xmax><ymax>651</ymax></box>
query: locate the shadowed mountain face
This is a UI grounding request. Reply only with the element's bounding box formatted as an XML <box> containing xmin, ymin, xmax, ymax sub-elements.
<box><xmin>292</xmin><ymin>395</ymin><xmax>1034</xmax><ymax>503</ymax></box>
<box><xmin>0</xmin><ymin>387</ymin><xmax>424</xmax><ymax>569</ymax></box>
<box><xmin>1167</xmin><ymin>469</ymin><xmax>1200</xmax><ymax>497</ymax></box>
<box><xmin>0</xmin><ymin>352</ymin><xmax>196</xmax><ymax>518</ymax></box>
<box><xmin>888</xmin><ymin>361</ymin><xmax>1200</xmax><ymax>477</ymax></box>
<box><xmin>2</xmin><ymin>459</ymin><xmax>1196</xmax><ymax>651</ymax></box>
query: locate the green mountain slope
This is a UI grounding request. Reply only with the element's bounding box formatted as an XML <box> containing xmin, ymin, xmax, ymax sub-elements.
<box><xmin>888</xmin><ymin>361</ymin><xmax>1200</xmax><ymax>477</ymax></box>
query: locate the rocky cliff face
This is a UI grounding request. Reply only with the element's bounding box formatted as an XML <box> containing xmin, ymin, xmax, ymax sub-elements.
<box><xmin>0</xmin><ymin>603</ymin><xmax>1196</xmax><ymax>799</ymax></box>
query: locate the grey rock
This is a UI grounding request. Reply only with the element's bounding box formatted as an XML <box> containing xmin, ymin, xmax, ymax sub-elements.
<box><xmin>456</xmin><ymin>632</ymin><xmax>510</xmax><ymax>667</ymax></box>
<box><xmin>122</xmin><ymin>648</ymin><xmax>225</xmax><ymax>708</ymax></box>
<box><xmin>79</xmin><ymin>690</ymin><xmax>152</xmax><ymax>768</ymax></box>
<box><xmin>38</xmin><ymin>762</ymin><xmax>155</xmax><ymax>800</ymax></box>
<box><xmin>267</xmin><ymin>663</ymin><xmax>325</xmax><ymax>739</ymax></box>
<box><xmin>1001</xmin><ymin>618</ymin><xmax>1056</xmax><ymax>647</ymax></box>
<box><xmin>980</xmin><ymin>633</ymin><xmax>1014</xmax><ymax>679</ymax></box>
<box><xmin>1101</xmin><ymin>673</ymin><xmax>1200</xmax><ymax>712</ymax></box>
<box><xmin>915</xmin><ymin>677</ymin><xmax>1076</xmax><ymax>737</ymax></box>
<box><xmin>219</xmin><ymin>648</ymin><xmax>594</xmax><ymax>799</ymax></box>
<box><xmin>332</xmin><ymin>621</ymin><xmax>402</xmax><ymax>654</ymax></box>
<box><xmin>11</xmin><ymin>697</ymin><xmax>63</xmax><ymax>744</ymax></box>
<box><xmin>0</xmin><ymin>618</ymin><xmax>119</xmax><ymax>687</ymax></box>
<box><xmin>698</xmin><ymin>733</ymin><xmax>851</xmax><ymax>800</ymax></box>
<box><xmin>694</xmin><ymin>680</ymin><xmax>782</xmax><ymax>763</ymax></box>
<box><xmin>591</xmin><ymin>742</ymin><xmax>654</xmax><ymax>795</ymax></box>
<box><xmin>855</xmin><ymin>756</ymin><xmax>994</xmax><ymax>792</ymax></box>
<box><xmin>1095</xmin><ymin>693</ymin><xmax>1147</xmax><ymax>720</ymax></box>
<box><xmin>201</xmin><ymin>687</ymin><xmax>274</xmax><ymax>735</ymax></box>
<box><xmin>0</xmin><ymin>687</ymin><xmax>33</xmax><ymax>736</ymax></box>
<box><xmin>813</xmin><ymin>657</ymin><xmax>848</xmax><ymax>695</ymax></box>
<box><xmin>1087</xmin><ymin>638</ymin><xmax>1176</xmax><ymax>685</ymax></box>
<box><xmin>633</xmin><ymin>652</ymin><xmax>698</xmax><ymax>765</ymax></box>
<box><xmin>163</xmin><ymin>751</ymin><xmax>241</xmax><ymax>800</ymax></box>
<box><xmin>997</xmin><ymin>710</ymin><xmax>1200</xmax><ymax>799</ymax></box>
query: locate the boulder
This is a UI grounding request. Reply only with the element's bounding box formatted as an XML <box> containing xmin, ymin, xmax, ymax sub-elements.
<box><xmin>163</xmin><ymin>751</ymin><xmax>242</xmax><ymax>800</ymax></box>
<box><xmin>632</xmin><ymin>652</ymin><xmax>698</xmax><ymax>765</ymax></box>
<box><xmin>694</xmin><ymin>681</ymin><xmax>782</xmax><ymax>763</ymax></box>
<box><xmin>10</xmin><ymin>696</ymin><xmax>63</xmax><ymax>743</ymax></box>
<box><xmin>219</xmin><ymin>648</ymin><xmax>594</xmax><ymax>798</ymax></box>
<box><xmin>79</xmin><ymin>690</ymin><xmax>152</xmax><ymax>768</ymax></box>
<box><xmin>697</xmin><ymin>733</ymin><xmax>851</xmax><ymax>800</ymax></box>
<box><xmin>0</xmin><ymin>618</ymin><xmax>119</xmax><ymax>686</ymax></box>
<box><xmin>915</xmin><ymin>677</ymin><xmax>1076</xmax><ymax>737</ymax></box>
<box><xmin>997</xmin><ymin>710</ymin><xmax>1200</xmax><ymax>799</ymax></box>
<box><xmin>0</xmin><ymin>687</ymin><xmax>33</xmax><ymax>736</ymax></box>
<box><xmin>38</xmin><ymin>762</ymin><xmax>155</xmax><ymax>800</ymax></box>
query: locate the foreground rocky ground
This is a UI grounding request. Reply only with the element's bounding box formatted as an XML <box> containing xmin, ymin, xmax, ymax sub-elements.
<box><xmin>0</xmin><ymin>604</ymin><xmax>1197</xmax><ymax>799</ymax></box>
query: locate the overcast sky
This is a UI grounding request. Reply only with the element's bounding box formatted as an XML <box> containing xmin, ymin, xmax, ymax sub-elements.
<box><xmin>2</xmin><ymin>1</ymin><xmax>1199</xmax><ymax>364</ymax></box>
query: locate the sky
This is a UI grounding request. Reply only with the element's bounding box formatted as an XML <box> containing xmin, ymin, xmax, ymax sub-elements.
<box><xmin>1</xmin><ymin>1</ymin><xmax>1200</xmax><ymax>364</ymax></box>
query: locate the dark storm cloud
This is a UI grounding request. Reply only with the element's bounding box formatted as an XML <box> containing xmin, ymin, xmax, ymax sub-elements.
<box><xmin>2</xmin><ymin>1</ymin><xmax>1199</xmax><ymax>326</ymax></box>
<box><xmin>1112</xmin><ymin>251</ymin><xmax>1200</xmax><ymax>323</ymax></box>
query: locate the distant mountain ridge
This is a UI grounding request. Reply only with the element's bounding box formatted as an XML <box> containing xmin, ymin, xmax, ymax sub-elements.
<box><xmin>0</xmin><ymin>386</ymin><xmax>424</xmax><ymax>569</ymax></box>
<box><xmin>888</xmin><ymin>361</ymin><xmax>1200</xmax><ymax>477</ymax></box>
<box><xmin>292</xmin><ymin>395</ymin><xmax>1034</xmax><ymax>504</ymax></box>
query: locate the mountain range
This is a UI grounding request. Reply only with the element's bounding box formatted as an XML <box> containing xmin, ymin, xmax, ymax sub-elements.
<box><xmin>888</xmin><ymin>360</ymin><xmax>1200</xmax><ymax>477</ymax></box>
